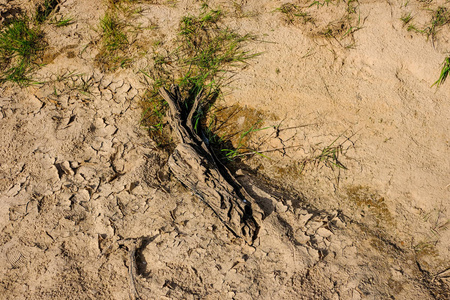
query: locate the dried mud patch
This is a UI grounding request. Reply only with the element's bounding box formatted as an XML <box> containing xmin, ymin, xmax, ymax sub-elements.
<box><xmin>0</xmin><ymin>0</ymin><xmax>449</xmax><ymax>299</ymax></box>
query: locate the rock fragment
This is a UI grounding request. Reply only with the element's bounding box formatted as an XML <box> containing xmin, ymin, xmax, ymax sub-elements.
<box><xmin>317</xmin><ymin>227</ymin><xmax>333</xmax><ymax>238</ymax></box>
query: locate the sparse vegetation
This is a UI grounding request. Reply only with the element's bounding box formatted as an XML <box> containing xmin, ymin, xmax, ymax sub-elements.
<box><xmin>231</xmin><ymin>1</ymin><xmax>258</xmax><ymax>18</ymax></box>
<box><xmin>100</xmin><ymin>13</ymin><xmax>128</xmax><ymax>53</ymax></box>
<box><xmin>96</xmin><ymin>12</ymin><xmax>130</xmax><ymax>70</ymax></box>
<box><xmin>432</xmin><ymin>56</ymin><xmax>450</xmax><ymax>87</ymax></box>
<box><xmin>403</xmin><ymin>6</ymin><xmax>449</xmax><ymax>40</ymax></box>
<box><xmin>141</xmin><ymin>6</ymin><xmax>261</xmax><ymax>154</ymax></box>
<box><xmin>0</xmin><ymin>0</ymin><xmax>70</xmax><ymax>84</ymax></box>
<box><xmin>0</xmin><ymin>16</ymin><xmax>46</xmax><ymax>85</ymax></box>
<box><xmin>218</xmin><ymin>121</ymin><xmax>271</xmax><ymax>161</ymax></box>
<box><xmin>400</xmin><ymin>12</ymin><xmax>413</xmax><ymax>25</ymax></box>
<box><xmin>309</xmin><ymin>0</ymin><xmax>362</xmax><ymax>46</ymax></box>
<box><xmin>275</xmin><ymin>3</ymin><xmax>314</xmax><ymax>24</ymax></box>
<box><xmin>51</xmin><ymin>16</ymin><xmax>74</xmax><ymax>27</ymax></box>
<box><xmin>425</xmin><ymin>6</ymin><xmax>449</xmax><ymax>41</ymax></box>
<box><xmin>96</xmin><ymin>0</ymin><xmax>155</xmax><ymax>71</ymax></box>
<box><xmin>309</xmin><ymin>0</ymin><xmax>333</xmax><ymax>8</ymax></box>
<box><xmin>401</xmin><ymin>7</ymin><xmax>449</xmax><ymax>86</ymax></box>
<box><xmin>298</xmin><ymin>135</ymin><xmax>351</xmax><ymax>175</ymax></box>
<box><xmin>407</xmin><ymin>23</ymin><xmax>424</xmax><ymax>33</ymax></box>
<box><xmin>35</xmin><ymin>0</ymin><xmax>60</xmax><ymax>24</ymax></box>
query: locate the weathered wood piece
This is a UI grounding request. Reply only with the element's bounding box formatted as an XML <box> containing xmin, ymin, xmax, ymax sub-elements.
<box><xmin>159</xmin><ymin>85</ymin><xmax>263</xmax><ymax>244</ymax></box>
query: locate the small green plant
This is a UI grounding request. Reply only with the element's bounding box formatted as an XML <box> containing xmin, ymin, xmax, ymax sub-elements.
<box><xmin>220</xmin><ymin>122</ymin><xmax>271</xmax><ymax>161</ymax></box>
<box><xmin>35</xmin><ymin>0</ymin><xmax>60</xmax><ymax>24</ymax></box>
<box><xmin>107</xmin><ymin>0</ymin><xmax>147</xmax><ymax>18</ymax></box>
<box><xmin>231</xmin><ymin>1</ymin><xmax>258</xmax><ymax>18</ymax></box>
<box><xmin>432</xmin><ymin>56</ymin><xmax>450</xmax><ymax>87</ymax></box>
<box><xmin>400</xmin><ymin>12</ymin><xmax>413</xmax><ymax>24</ymax></box>
<box><xmin>96</xmin><ymin>12</ymin><xmax>130</xmax><ymax>70</ymax></box>
<box><xmin>309</xmin><ymin>0</ymin><xmax>333</xmax><ymax>8</ymax></box>
<box><xmin>425</xmin><ymin>7</ymin><xmax>449</xmax><ymax>41</ymax></box>
<box><xmin>298</xmin><ymin>136</ymin><xmax>349</xmax><ymax>174</ymax></box>
<box><xmin>403</xmin><ymin>7</ymin><xmax>449</xmax><ymax>42</ymax></box>
<box><xmin>100</xmin><ymin>13</ymin><xmax>128</xmax><ymax>52</ymax></box>
<box><xmin>0</xmin><ymin>16</ymin><xmax>46</xmax><ymax>84</ymax></box>
<box><xmin>314</xmin><ymin>139</ymin><xmax>348</xmax><ymax>170</ymax></box>
<box><xmin>407</xmin><ymin>24</ymin><xmax>424</xmax><ymax>33</ymax></box>
<box><xmin>141</xmin><ymin>7</ymin><xmax>261</xmax><ymax>151</ymax></box>
<box><xmin>51</xmin><ymin>16</ymin><xmax>74</xmax><ymax>27</ymax></box>
<box><xmin>309</xmin><ymin>0</ymin><xmax>361</xmax><ymax>46</ymax></box>
<box><xmin>275</xmin><ymin>3</ymin><xmax>313</xmax><ymax>24</ymax></box>
<box><xmin>346</xmin><ymin>0</ymin><xmax>358</xmax><ymax>14</ymax></box>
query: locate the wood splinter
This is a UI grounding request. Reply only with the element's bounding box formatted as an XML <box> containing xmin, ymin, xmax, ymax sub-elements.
<box><xmin>159</xmin><ymin>85</ymin><xmax>264</xmax><ymax>244</ymax></box>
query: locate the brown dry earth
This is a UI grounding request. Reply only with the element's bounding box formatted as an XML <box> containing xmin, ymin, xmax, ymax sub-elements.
<box><xmin>0</xmin><ymin>0</ymin><xmax>449</xmax><ymax>299</ymax></box>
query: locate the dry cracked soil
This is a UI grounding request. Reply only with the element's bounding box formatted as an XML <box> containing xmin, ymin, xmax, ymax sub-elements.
<box><xmin>0</xmin><ymin>0</ymin><xmax>449</xmax><ymax>299</ymax></box>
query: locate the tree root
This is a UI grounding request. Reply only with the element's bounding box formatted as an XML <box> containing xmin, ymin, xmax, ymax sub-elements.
<box><xmin>159</xmin><ymin>85</ymin><xmax>263</xmax><ymax>244</ymax></box>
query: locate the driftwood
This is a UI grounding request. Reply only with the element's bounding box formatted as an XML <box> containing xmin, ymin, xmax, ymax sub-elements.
<box><xmin>159</xmin><ymin>85</ymin><xmax>263</xmax><ymax>244</ymax></box>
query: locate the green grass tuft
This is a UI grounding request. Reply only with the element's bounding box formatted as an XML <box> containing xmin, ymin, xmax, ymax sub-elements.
<box><xmin>403</xmin><ymin>7</ymin><xmax>449</xmax><ymax>40</ymax></box>
<box><xmin>52</xmin><ymin>17</ymin><xmax>74</xmax><ymax>27</ymax></box>
<box><xmin>298</xmin><ymin>136</ymin><xmax>349</xmax><ymax>174</ymax></box>
<box><xmin>35</xmin><ymin>0</ymin><xmax>60</xmax><ymax>24</ymax></box>
<box><xmin>0</xmin><ymin>17</ymin><xmax>46</xmax><ymax>85</ymax></box>
<box><xmin>275</xmin><ymin>3</ymin><xmax>314</xmax><ymax>24</ymax></box>
<box><xmin>400</xmin><ymin>12</ymin><xmax>413</xmax><ymax>24</ymax></box>
<box><xmin>425</xmin><ymin>7</ymin><xmax>449</xmax><ymax>41</ymax></box>
<box><xmin>95</xmin><ymin>12</ymin><xmax>131</xmax><ymax>71</ymax></box>
<box><xmin>309</xmin><ymin>0</ymin><xmax>333</xmax><ymax>8</ymax></box>
<box><xmin>100</xmin><ymin>13</ymin><xmax>128</xmax><ymax>52</ymax></box>
<box><xmin>432</xmin><ymin>56</ymin><xmax>450</xmax><ymax>87</ymax></box>
<box><xmin>141</xmin><ymin>7</ymin><xmax>261</xmax><ymax>151</ymax></box>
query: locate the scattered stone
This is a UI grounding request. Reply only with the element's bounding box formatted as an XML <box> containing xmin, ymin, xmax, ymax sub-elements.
<box><xmin>7</xmin><ymin>183</ymin><xmax>21</xmax><ymax>197</ymax></box>
<box><xmin>96</xmin><ymin>125</ymin><xmax>117</xmax><ymax>137</ymax></box>
<box><xmin>317</xmin><ymin>241</ymin><xmax>327</xmax><ymax>250</ymax></box>
<box><xmin>59</xmin><ymin>192</ymin><xmax>73</xmax><ymax>208</ymax></box>
<box><xmin>294</xmin><ymin>229</ymin><xmax>310</xmax><ymax>244</ymax></box>
<box><xmin>60</xmin><ymin>161</ymin><xmax>74</xmax><ymax>176</ymax></box>
<box><xmin>331</xmin><ymin>217</ymin><xmax>345</xmax><ymax>228</ymax></box>
<box><xmin>298</xmin><ymin>213</ymin><xmax>313</xmax><ymax>226</ymax></box>
<box><xmin>235</xmin><ymin>169</ymin><xmax>245</xmax><ymax>176</ymax></box>
<box><xmin>275</xmin><ymin>201</ymin><xmax>288</xmax><ymax>213</ymax></box>
<box><xmin>306</xmin><ymin>221</ymin><xmax>323</xmax><ymax>235</ymax></box>
<box><xmin>307</xmin><ymin>247</ymin><xmax>320</xmax><ymax>261</ymax></box>
<box><xmin>130</xmin><ymin>185</ymin><xmax>145</xmax><ymax>196</ymax></box>
<box><xmin>76</xmin><ymin>189</ymin><xmax>90</xmax><ymax>203</ymax></box>
<box><xmin>94</xmin><ymin>117</ymin><xmax>106</xmax><ymax>128</ymax></box>
<box><xmin>317</xmin><ymin>227</ymin><xmax>333</xmax><ymax>238</ymax></box>
<box><xmin>48</xmin><ymin>165</ymin><xmax>61</xmax><ymax>182</ymax></box>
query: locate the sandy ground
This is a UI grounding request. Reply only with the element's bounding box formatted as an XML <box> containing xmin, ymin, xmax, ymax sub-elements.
<box><xmin>0</xmin><ymin>0</ymin><xmax>449</xmax><ymax>299</ymax></box>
